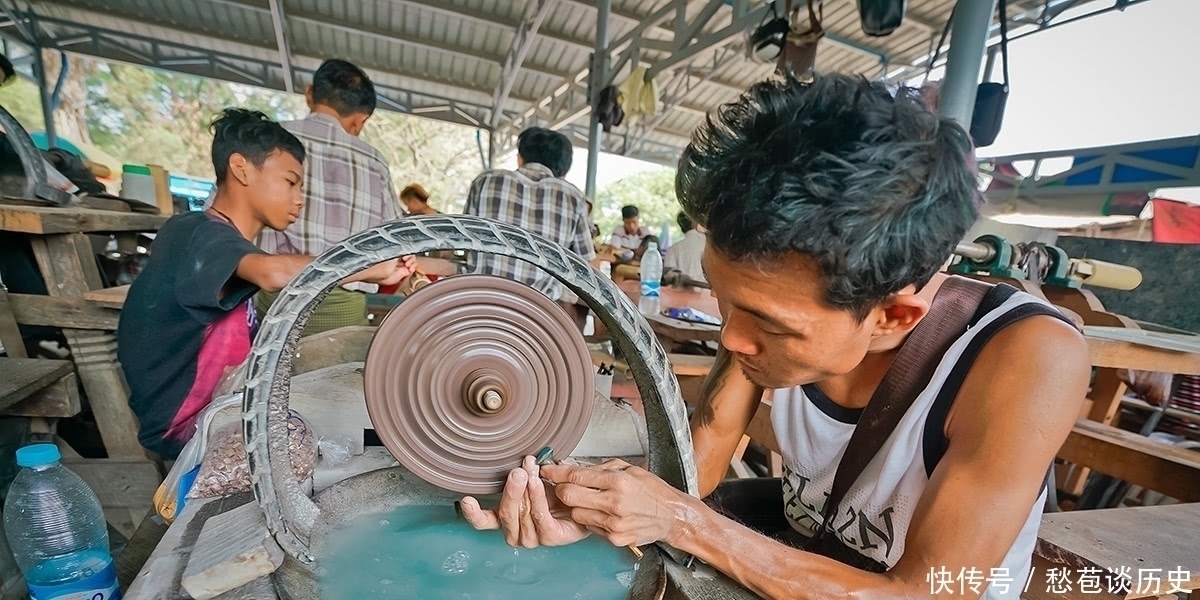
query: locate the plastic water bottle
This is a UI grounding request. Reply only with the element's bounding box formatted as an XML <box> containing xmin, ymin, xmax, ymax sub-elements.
<box><xmin>639</xmin><ymin>242</ymin><xmax>663</xmax><ymax>316</ymax></box>
<box><xmin>4</xmin><ymin>444</ymin><xmax>121</xmax><ymax>600</ymax></box>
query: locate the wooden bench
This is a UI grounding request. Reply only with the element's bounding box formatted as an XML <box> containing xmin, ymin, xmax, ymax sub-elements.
<box><xmin>1056</xmin><ymin>419</ymin><xmax>1200</xmax><ymax>503</ymax></box>
<box><xmin>0</xmin><ymin>357</ymin><xmax>81</xmax><ymax>418</ymax></box>
<box><xmin>1027</xmin><ymin>503</ymin><xmax>1200</xmax><ymax>600</ymax></box>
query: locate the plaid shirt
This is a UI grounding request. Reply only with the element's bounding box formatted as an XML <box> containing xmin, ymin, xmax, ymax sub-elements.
<box><xmin>463</xmin><ymin>163</ymin><xmax>595</xmax><ymax>302</ymax></box>
<box><xmin>259</xmin><ymin>113</ymin><xmax>402</xmax><ymax>290</ymax></box>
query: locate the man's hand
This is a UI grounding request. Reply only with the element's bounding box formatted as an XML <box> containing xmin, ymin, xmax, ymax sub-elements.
<box><xmin>460</xmin><ymin>456</ymin><xmax>590</xmax><ymax>548</ymax></box>
<box><xmin>351</xmin><ymin>255</ymin><xmax>417</xmax><ymax>287</ymax></box>
<box><xmin>541</xmin><ymin>459</ymin><xmax>695</xmax><ymax>548</ymax></box>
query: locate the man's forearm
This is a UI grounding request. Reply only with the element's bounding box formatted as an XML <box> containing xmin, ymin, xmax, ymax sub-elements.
<box><xmin>669</xmin><ymin>501</ymin><xmax>906</xmax><ymax>600</ymax></box>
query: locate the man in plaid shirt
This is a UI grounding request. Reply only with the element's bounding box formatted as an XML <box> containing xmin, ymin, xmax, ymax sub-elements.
<box><xmin>463</xmin><ymin>127</ymin><xmax>595</xmax><ymax>330</ymax></box>
<box><xmin>256</xmin><ymin>59</ymin><xmax>404</xmax><ymax>334</ymax></box>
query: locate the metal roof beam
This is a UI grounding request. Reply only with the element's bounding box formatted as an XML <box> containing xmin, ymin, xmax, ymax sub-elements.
<box><xmin>505</xmin><ymin>0</ymin><xmax>762</xmax><ymax>137</ymax></box>
<box><xmin>6</xmin><ymin>16</ymin><xmax>499</xmax><ymax>131</ymax></box>
<box><xmin>198</xmin><ymin>0</ymin><xmax>576</xmax><ymax>82</ymax></box>
<box><xmin>490</xmin><ymin>0</ymin><xmax>555</xmax><ymax>129</ymax></box>
<box><xmin>284</xmin><ymin>9</ymin><xmax>572</xmax><ymax>81</ymax></box>
<box><xmin>376</xmin><ymin>0</ymin><xmax>595</xmax><ymax>53</ymax></box>
<box><xmin>0</xmin><ymin>0</ymin><xmax>34</xmax><ymax>44</ymax></box>
<box><xmin>14</xmin><ymin>6</ymin><xmax>540</xmax><ymax>109</ymax></box>
<box><xmin>266</xmin><ymin>0</ymin><xmax>294</xmax><ymax>92</ymax></box>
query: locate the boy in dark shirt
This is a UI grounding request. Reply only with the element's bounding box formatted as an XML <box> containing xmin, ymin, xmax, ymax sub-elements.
<box><xmin>118</xmin><ymin>108</ymin><xmax>413</xmax><ymax>459</ymax></box>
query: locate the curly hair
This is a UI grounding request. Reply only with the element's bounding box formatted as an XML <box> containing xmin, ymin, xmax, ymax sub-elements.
<box><xmin>676</xmin><ymin>74</ymin><xmax>979</xmax><ymax>319</ymax></box>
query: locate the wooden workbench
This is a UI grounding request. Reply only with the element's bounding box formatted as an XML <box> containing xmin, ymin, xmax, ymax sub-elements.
<box><xmin>1026</xmin><ymin>502</ymin><xmax>1200</xmax><ymax>600</ymax></box>
<box><xmin>1</xmin><ymin>203</ymin><xmax>167</xmax><ymax>459</ymax></box>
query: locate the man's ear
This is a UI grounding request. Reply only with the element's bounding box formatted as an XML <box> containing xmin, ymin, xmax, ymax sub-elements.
<box><xmin>228</xmin><ymin>153</ymin><xmax>253</xmax><ymax>187</ymax></box>
<box><xmin>869</xmin><ymin>286</ymin><xmax>929</xmax><ymax>338</ymax></box>
<box><xmin>304</xmin><ymin>86</ymin><xmax>315</xmax><ymax>110</ymax></box>
<box><xmin>345</xmin><ymin>113</ymin><xmax>369</xmax><ymax>136</ymax></box>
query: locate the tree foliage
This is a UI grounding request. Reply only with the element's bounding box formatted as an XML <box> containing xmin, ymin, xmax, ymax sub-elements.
<box><xmin>2</xmin><ymin>54</ymin><xmax>482</xmax><ymax>208</ymax></box>
<box><xmin>2</xmin><ymin>53</ymin><xmax>678</xmax><ymax>225</ymax></box>
<box><xmin>594</xmin><ymin>167</ymin><xmax>683</xmax><ymax>242</ymax></box>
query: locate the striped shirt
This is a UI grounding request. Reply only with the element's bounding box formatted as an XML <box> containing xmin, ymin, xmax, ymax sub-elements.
<box><xmin>259</xmin><ymin>113</ymin><xmax>402</xmax><ymax>291</ymax></box>
<box><xmin>463</xmin><ymin>163</ymin><xmax>595</xmax><ymax>302</ymax></box>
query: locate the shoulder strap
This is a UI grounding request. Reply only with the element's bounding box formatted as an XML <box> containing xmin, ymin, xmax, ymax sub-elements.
<box><xmin>808</xmin><ymin>276</ymin><xmax>992</xmax><ymax>545</ymax></box>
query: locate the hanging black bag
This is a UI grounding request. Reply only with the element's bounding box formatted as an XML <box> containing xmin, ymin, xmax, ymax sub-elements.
<box><xmin>969</xmin><ymin>0</ymin><xmax>1010</xmax><ymax>147</ymax></box>
<box><xmin>858</xmin><ymin>0</ymin><xmax>906</xmax><ymax>37</ymax></box>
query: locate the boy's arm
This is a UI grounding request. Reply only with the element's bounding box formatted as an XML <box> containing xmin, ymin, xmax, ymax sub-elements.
<box><xmin>237</xmin><ymin>253</ymin><xmax>415</xmax><ymax>293</ymax></box>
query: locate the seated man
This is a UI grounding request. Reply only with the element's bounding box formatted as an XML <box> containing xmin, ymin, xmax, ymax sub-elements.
<box><xmin>461</xmin><ymin>74</ymin><xmax>1090</xmax><ymax>599</ymax></box>
<box><xmin>608</xmin><ymin>204</ymin><xmax>651</xmax><ymax>260</ymax></box>
<box><xmin>663</xmin><ymin>211</ymin><xmax>707</xmax><ymax>285</ymax></box>
<box><xmin>118</xmin><ymin>109</ymin><xmax>412</xmax><ymax>459</ymax></box>
<box><xmin>462</xmin><ymin>127</ymin><xmax>594</xmax><ymax>330</ymax></box>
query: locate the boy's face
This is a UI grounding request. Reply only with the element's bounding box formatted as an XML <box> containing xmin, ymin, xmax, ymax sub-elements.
<box><xmin>246</xmin><ymin>150</ymin><xmax>305</xmax><ymax>231</ymax></box>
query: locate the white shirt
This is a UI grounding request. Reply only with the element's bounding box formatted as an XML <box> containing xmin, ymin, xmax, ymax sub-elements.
<box><xmin>608</xmin><ymin>225</ymin><xmax>650</xmax><ymax>250</ymax></box>
<box><xmin>663</xmin><ymin>229</ymin><xmax>707</xmax><ymax>283</ymax></box>
<box><xmin>772</xmin><ymin>286</ymin><xmax>1070</xmax><ymax>598</ymax></box>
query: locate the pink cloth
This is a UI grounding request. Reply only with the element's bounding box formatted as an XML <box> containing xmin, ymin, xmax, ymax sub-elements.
<box><xmin>164</xmin><ymin>301</ymin><xmax>254</xmax><ymax>440</ymax></box>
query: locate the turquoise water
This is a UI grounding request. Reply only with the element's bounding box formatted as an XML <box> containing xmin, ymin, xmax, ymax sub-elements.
<box><xmin>319</xmin><ymin>504</ymin><xmax>638</xmax><ymax>600</ymax></box>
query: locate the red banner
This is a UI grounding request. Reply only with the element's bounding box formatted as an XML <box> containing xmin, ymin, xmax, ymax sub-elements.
<box><xmin>1152</xmin><ymin>198</ymin><xmax>1200</xmax><ymax>244</ymax></box>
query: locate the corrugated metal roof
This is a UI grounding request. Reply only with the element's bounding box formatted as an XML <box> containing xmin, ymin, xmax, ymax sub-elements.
<box><xmin>2</xmin><ymin>0</ymin><xmax>1127</xmax><ymax>165</ymax></box>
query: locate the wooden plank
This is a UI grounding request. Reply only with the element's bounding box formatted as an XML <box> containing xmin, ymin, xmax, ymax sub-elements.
<box><xmin>668</xmin><ymin>353</ymin><xmax>715</xmax><ymax>378</ymax></box>
<box><xmin>83</xmin><ymin>285</ymin><xmax>129</xmax><ymax>310</ymax></box>
<box><xmin>1087</xmin><ymin>337</ymin><xmax>1200</xmax><ymax>375</ymax></box>
<box><xmin>0</xmin><ymin>357</ymin><xmax>73</xmax><ymax>410</ymax></box>
<box><xmin>0</xmin><ymin>205</ymin><xmax>168</xmax><ymax>235</ymax></box>
<box><xmin>1120</xmin><ymin>396</ymin><xmax>1200</xmax><ymax>424</ymax></box>
<box><xmin>31</xmin><ymin>235</ymin><xmax>145</xmax><ymax>458</ymax></box>
<box><xmin>1056</xmin><ymin>419</ymin><xmax>1200</xmax><ymax>502</ymax></box>
<box><xmin>181</xmin><ymin>502</ymin><xmax>284</xmax><ymax>600</ymax></box>
<box><xmin>7</xmin><ymin>293</ymin><xmax>122</xmax><ymax>330</ymax></box>
<box><xmin>0</xmin><ymin>285</ymin><xmax>27</xmax><ymax>358</ymax></box>
<box><xmin>72</xmin><ymin>233</ymin><xmax>106</xmax><ymax>291</ymax></box>
<box><xmin>61</xmin><ymin>458</ymin><xmax>161</xmax><ymax>509</ymax></box>
<box><xmin>1035</xmin><ymin>503</ymin><xmax>1200</xmax><ymax>598</ymax></box>
<box><xmin>0</xmin><ymin>371</ymin><xmax>82</xmax><ymax>417</ymax></box>
<box><xmin>1084</xmin><ymin>326</ymin><xmax>1200</xmax><ymax>354</ymax></box>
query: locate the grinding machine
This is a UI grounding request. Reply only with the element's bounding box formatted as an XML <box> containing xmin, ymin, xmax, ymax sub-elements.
<box><xmin>149</xmin><ymin>221</ymin><xmax>1146</xmax><ymax>599</ymax></box>
<box><xmin>232</xmin><ymin>215</ymin><xmax>754</xmax><ymax>599</ymax></box>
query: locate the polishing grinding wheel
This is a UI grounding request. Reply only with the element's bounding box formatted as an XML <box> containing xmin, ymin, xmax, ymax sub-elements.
<box><xmin>363</xmin><ymin>274</ymin><xmax>595</xmax><ymax>495</ymax></box>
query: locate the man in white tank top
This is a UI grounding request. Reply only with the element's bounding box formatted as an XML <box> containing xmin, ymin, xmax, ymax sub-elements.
<box><xmin>462</xmin><ymin>74</ymin><xmax>1091</xmax><ymax>600</ymax></box>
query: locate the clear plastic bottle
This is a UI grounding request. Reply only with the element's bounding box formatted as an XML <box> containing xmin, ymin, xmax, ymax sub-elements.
<box><xmin>4</xmin><ymin>444</ymin><xmax>120</xmax><ymax>600</ymax></box>
<box><xmin>638</xmin><ymin>242</ymin><xmax>663</xmax><ymax>316</ymax></box>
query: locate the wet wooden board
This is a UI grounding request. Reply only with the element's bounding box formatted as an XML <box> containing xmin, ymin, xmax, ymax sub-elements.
<box><xmin>1056</xmin><ymin>419</ymin><xmax>1200</xmax><ymax>502</ymax></box>
<box><xmin>181</xmin><ymin>501</ymin><xmax>283</xmax><ymax>600</ymax></box>
<box><xmin>0</xmin><ymin>205</ymin><xmax>168</xmax><ymax>234</ymax></box>
<box><xmin>83</xmin><ymin>285</ymin><xmax>129</xmax><ymax>310</ymax></box>
<box><xmin>1034</xmin><ymin>503</ymin><xmax>1200</xmax><ymax>598</ymax></box>
<box><xmin>0</xmin><ymin>357</ymin><xmax>73</xmax><ymax>410</ymax></box>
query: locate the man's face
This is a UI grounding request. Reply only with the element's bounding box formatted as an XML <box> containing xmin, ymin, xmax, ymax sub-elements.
<box><xmin>623</xmin><ymin>217</ymin><xmax>640</xmax><ymax>234</ymax></box>
<box><xmin>245</xmin><ymin>150</ymin><xmax>305</xmax><ymax>232</ymax></box>
<box><xmin>703</xmin><ymin>245</ymin><xmax>877</xmax><ymax>389</ymax></box>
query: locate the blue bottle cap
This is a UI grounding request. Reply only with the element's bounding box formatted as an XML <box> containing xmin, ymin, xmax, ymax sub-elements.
<box><xmin>16</xmin><ymin>443</ymin><xmax>62</xmax><ymax>467</ymax></box>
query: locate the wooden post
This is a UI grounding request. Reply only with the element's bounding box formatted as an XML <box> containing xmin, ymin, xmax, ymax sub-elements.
<box><xmin>29</xmin><ymin>234</ymin><xmax>146</xmax><ymax>458</ymax></box>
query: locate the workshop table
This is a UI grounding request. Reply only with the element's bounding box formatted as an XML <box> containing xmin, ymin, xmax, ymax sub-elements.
<box><xmin>615</xmin><ymin>278</ymin><xmax>721</xmax><ymax>344</ymax></box>
<box><xmin>1</xmin><ymin>203</ymin><xmax>167</xmax><ymax>459</ymax></box>
<box><xmin>1025</xmin><ymin>502</ymin><xmax>1200</xmax><ymax>600</ymax></box>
